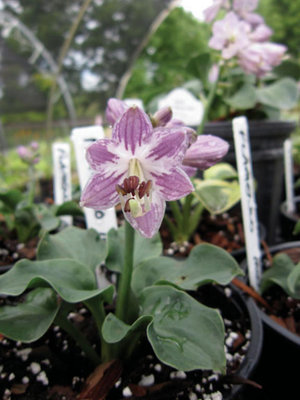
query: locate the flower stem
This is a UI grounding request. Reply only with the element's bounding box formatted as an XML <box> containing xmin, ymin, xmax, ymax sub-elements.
<box><xmin>85</xmin><ymin>297</ymin><xmax>111</xmax><ymax>362</ymax></box>
<box><xmin>27</xmin><ymin>165</ymin><xmax>36</xmax><ymax>206</ymax></box>
<box><xmin>55</xmin><ymin>308</ymin><xmax>101</xmax><ymax>366</ymax></box>
<box><xmin>115</xmin><ymin>220</ymin><xmax>135</xmax><ymax>323</ymax></box>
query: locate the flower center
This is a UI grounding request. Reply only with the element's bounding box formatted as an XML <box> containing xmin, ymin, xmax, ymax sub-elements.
<box><xmin>116</xmin><ymin>159</ymin><xmax>152</xmax><ymax>218</ymax></box>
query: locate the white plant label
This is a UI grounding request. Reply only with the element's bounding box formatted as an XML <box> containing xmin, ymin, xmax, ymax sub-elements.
<box><xmin>71</xmin><ymin>126</ymin><xmax>117</xmax><ymax>238</ymax></box>
<box><xmin>52</xmin><ymin>142</ymin><xmax>72</xmax><ymax>225</ymax></box>
<box><xmin>284</xmin><ymin>138</ymin><xmax>295</xmax><ymax>214</ymax></box>
<box><xmin>233</xmin><ymin>116</ymin><xmax>262</xmax><ymax>290</ymax></box>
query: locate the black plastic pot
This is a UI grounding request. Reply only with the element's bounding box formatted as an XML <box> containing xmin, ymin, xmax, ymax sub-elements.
<box><xmin>192</xmin><ymin>284</ymin><xmax>263</xmax><ymax>400</ymax></box>
<box><xmin>203</xmin><ymin>120</ymin><xmax>296</xmax><ymax>244</ymax></box>
<box><xmin>279</xmin><ymin>196</ymin><xmax>300</xmax><ymax>241</ymax></box>
<box><xmin>241</xmin><ymin>241</ymin><xmax>300</xmax><ymax>399</ymax></box>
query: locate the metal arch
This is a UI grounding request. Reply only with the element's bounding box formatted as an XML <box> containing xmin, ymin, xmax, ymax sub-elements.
<box><xmin>0</xmin><ymin>10</ymin><xmax>76</xmax><ymax>125</ymax></box>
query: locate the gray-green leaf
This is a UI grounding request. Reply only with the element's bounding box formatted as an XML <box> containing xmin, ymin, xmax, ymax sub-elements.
<box><xmin>140</xmin><ymin>285</ymin><xmax>226</xmax><ymax>373</ymax></box>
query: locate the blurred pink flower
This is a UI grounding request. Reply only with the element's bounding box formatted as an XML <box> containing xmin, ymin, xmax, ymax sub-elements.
<box><xmin>238</xmin><ymin>42</ymin><xmax>287</xmax><ymax>77</ymax></box>
<box><xmin>209</xmin><ymin>12</ymin><xmax>250</xmax><ymax>59</ymax></box>
<box><xmin>203</xmin><ymin>0</ymin><xmax>230</xmax><ymax>23</ymax></box>
<box><xmin>233</xmin><ymin>0</ymin><xmax>264</xmax><ymax>26</ymax></box>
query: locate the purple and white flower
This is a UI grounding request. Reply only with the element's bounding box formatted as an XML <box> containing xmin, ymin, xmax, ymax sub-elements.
<box><xmin>238</xmin><ymin>42</ymin><xmax>287</xmax><ymax>77</ymax></box>
<box><xmin>80</xmin><ymin>106</ymin><xmax>194</xmax><ymax>238</ymax></box>
<box><xmin>208</xmin><ymin>12</ymin><xmax>251</xmax><ymax>60</ymax></box>
<box><xmin>233</xmin><ymin>0</ymin><xmax>264</xmax><ymax>26</ymax></box>
<box><xmin>203</xmin><ymin>0</ymin><xmax>230</xmax><ymax>23</ymax></box>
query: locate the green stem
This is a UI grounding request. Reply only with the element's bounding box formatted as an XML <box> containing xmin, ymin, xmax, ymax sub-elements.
<box><xmin>85</xmin><ymin>297</ymin><xmax>110</xmax><ymax>362</ymax></box>
<box><xmin>27</xmin><ymin>165</ymin><xmax>36</xmax><ymax>205</ymax></box>
<box><xmin>197</xmin><ymin>63</ymin><xmax>222</xmax><ymax>135</ymax></box>
<box><xmin>55</xmin><ymin>308</ymin><xmax>101</xmax><ymax>365</ymax></box>
<box><xmin>115</xmin><ymin>220</ymin><xmax>135</xmax><ymax>323</ymax></box>
<box><xmin>163</xmin><ymin>214</ymin><xmax>179</xmax><ymax>242</ymax></box>
<box><xmin>188</xmin><ymin>202</ymin><xmax>204</xmax><ymax>238</ymax></box>
<box><xmin>169</xmin><ymin>201</ymin><xmax>183</xmax><ymax>230</ymax></box>
<box><xmin>182</xmin><ymin>194</ymin><xmax>194</xmax><ymax>236</ymax></box>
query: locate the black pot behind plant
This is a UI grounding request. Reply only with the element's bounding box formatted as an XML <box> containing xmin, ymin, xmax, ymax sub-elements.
<box><xmin>241</xmin><ymin>241</ymin><xmax>300</xmax><ymax>400</ymax></box>
<box><xmin>279</xmin><ymin>196</ymin><xmax>300</xmax><ymax>241</ymax></box>
<box><xmin>203</xmin><ymin>120</ymin><xmax>296</xmax><ymax>244</ymax></box>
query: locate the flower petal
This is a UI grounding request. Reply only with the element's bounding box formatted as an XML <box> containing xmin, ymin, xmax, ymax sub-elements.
<box><xmin>105</xmin><ymin>98</ymin><xmax>128</xmax><ymax>125</ymax></box>
<box><xmin>183</xmin><ymin>135</ymin><xmax>229</xmax><ymax>170</ymax></box>
<box><xmin>86</xmin><ymin>139</ymin><xmax>120</xmax><ymax>171</ymax></box>
<box><xmin>112</xmin><ymin>107</ymin><xmax>153</xmax><ymax>155</ymax></box>
<box><xmin>80</xmin><ymin>171</ymin><xmax>124</xmax><ymax>209</ymax></box>
<box><xmin>182</xmin><ymin>165</ymin><xmax>197</xmax><ymax>177</ymax></box>
<box><xmin>124</xmin><ymin>192</ymin><xmax>165</xmax><ymax>238</ymax></box>
<box><xmin>152</xmin><ymin>167</ymin><xmax>194</xmax><ymax>201</ymax></box>
<box><xmin>146</xmin><ymin>127</ymin><xmax>189</xmax><ymax>165</ymax></box>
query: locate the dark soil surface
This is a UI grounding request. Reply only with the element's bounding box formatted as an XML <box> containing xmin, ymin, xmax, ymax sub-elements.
<box><xmin>0</xmin><ymin>285</ymin><xmax>257</xmax><ymax>400</ymax></box>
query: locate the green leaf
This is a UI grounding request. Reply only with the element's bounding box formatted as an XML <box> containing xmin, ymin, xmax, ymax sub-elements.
<box><xmin>0</xmin><ymin>258</ymin><xmax>114</xmax><ymax>303</ymax></box>
<box><xmin>34</xmin><ymin>204</ymin><xmax>60</xmax><ymax>232</ymax></box>
<box><xmin>287</xmin><ymin>263</ymin><xmax>300</xmax><ymax>299</ymax></box>
<box><xmin>186</xmin><ymin>53</ymin><xmax>211</xmax><ymax>84</ymax></box>
<box><xmin>194</xmin><ymin>179</ymin><xmax>241</xmax><ymax>214</ymax></box>
<box><xmin>37</xmin><ymin>226</ymin><xmax>106</xmax><ymax>272</ymax></box>
<box><xmin>260</xmin><ymin>253</ymin><xmax>295</xmax><ymax>295</ymax></box>
<box><xmin>55</xmin><ymin>201</ymin><xmax>84</xmax><ymax>217</ymax></box>
<box><xmin>132</xmin><ymin>243</ymin><xmax>243</xmax><ymax>295</ymax></box>
<box><xmin>256</xmin><ymin>77</ymin><xmax>299</xmax><ymax>110</ymax></box>
<box><xmin>105</xmin><ymin>225</ymin><xmax>162</xmax><ymax>273</ymax></box>
<box><xmin>224</xmin><ymin>83</ymin><xmax>257</xmax><ymax>110</ymax></box>
<box><xmin>0</xmin><ymin>189</ymin><xmax>23</xmax><ymax>212</ymax></box>
<box><xmin>293</xmin><ymin>220</ymin><xmax>300</xmax><ymax>235</ymax></box>
<box><xmin>140</xmin><ymin>285</ymin><xmax>226</xmax><ymax>373</ymax></box>
<box><xmin>203</xmin><ymin>163</ymin><xmax>238</xmax><ymax>181</ymax></box>
<box><xmin>102</xmin><ymin>313</ymin><xmax>152</xmax><ymax>344</ymax></box>
<box><xmin>0</xmin><ymin>288</ymin><xmax>59</xmax><ymax>342</ymax></box>
<box><xmin>14</xmin><ymin>205</ymin><xmax>40</xmax><ymax>242</ymax></box>
<box><xmin>274</xmin><ymin>60</ymin><xmax>300</xmax><ymax>80</ymax></box>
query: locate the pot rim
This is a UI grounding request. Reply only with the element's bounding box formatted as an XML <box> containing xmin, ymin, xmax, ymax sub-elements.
<box><xmin>242</xmin><ymin>241</ymin><xmax>300</xmax><ymax>345</ymax></box>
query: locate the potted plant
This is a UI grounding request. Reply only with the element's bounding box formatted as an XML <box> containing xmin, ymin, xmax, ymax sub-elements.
<box><xmin>184</xmin><ymin>0</ymin><xmax>299</xmax><ymax>244</ymax></box>
<box><xmin>0</xmin><ymin>106</ymin><xmax>263</xmax><ymax>399</ymax></box>
<box><xmin>0</xmin><ymin>141</ymin><xmax>83</xmax><ymax>272</ymax></box>
<box><xmin>239</xmin><ymin>240</ymin><xmax>300</xmax><ymax>398</ymax></box>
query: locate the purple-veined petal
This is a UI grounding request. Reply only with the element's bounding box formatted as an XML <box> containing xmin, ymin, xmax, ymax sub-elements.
<box><xmin>152</xmin><ymin>106</ymin><xmax>172</xmax><ymax>127</ymax></box>
<box><xmin>182</xmin><ymin>165</ymin><xmax>197</xmax><ymax>177</ymax></box>
<box><xmin>106</xmin><ymin>98</ymin><xmax>128</xmax><ymax>125</ymax></box>
<box><xmin>80</xmin><ymin>171</ymin><xmax>125</xmax><ymax>209</ymax></box>
<box><xmin>112</xmin><ymin>107</ymin><xmax>153</xmax><ymax>155</ymax></box>
<box><xmin>152</xmin><ymin>166</ymin><xmax>194</xmax><ymax>201</ymax></box>
<box><xmin>124</xmin><ymin>192</ymin><xmax>165</xmax><ymax>238</ymax></box>
<box><xmin>86</xmin><ymin>139</ymin><xmax>120</xmax><ymax>171</ymax></box>
<box><xmin>146</xmin><ymin>127</ymin><xmax>189</xmax><ymax>166</ymax></box>
<box><xmin>183</xmin><ymin>135</ymin><xmax>229</xmax><ymax>170</ymax></box>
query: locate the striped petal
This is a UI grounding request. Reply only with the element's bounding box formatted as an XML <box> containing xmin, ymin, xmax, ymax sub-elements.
<box><xmin>80</xmin><ymin>171</ymin><xmax>125</xmax><ymax>209</ymax></box>
<box><xmin>112</xmin><ymin>107</ymin><xmax>153</xmax><ymax>155</ymax></box>
<box><xmin>86</xmin><ymin>139</ymin><xmax>120</xmax><ymax>171</ymax></box>
<box><xmin>153</xmin><ymin>167</ymin><xmax>194</xmax><ymax>201</ymax></box>
<box><xmin>146</xmin><ymin>127</ymin><xmax>189</xmax><ymax>167</ymax></box>
<box><xmin>124</xmin><ymin>192</ymin><xmax>165</xmax><ymax>238</ymax></box>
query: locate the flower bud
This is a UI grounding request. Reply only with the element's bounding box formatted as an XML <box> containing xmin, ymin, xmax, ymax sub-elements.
<box><xmin>105</xmin><ymin>98</ymin><xmax>128</xmax><ymax>125</ymax></box>
<box><xmin>183</xmin><ymin>135</ymin><xmax>229</xmax><ymax>170</ymax></box>
<box><xmin>152</xmin><ymin>106</ymin><xmax>173</xmax><ymax>127</ymax></box>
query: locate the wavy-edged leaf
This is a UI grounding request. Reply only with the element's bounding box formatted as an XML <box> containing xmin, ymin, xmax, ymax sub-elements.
<box><xmin>194</xmin><ymin>179</ymin><xmax>241</xmax><ymax>214</ymax></box>
<box><xmin>105</xmin><ymin>225</ymin><xmax>162</xmax><ymax>273</ymax></box>
<box><xmin>37</xmin><ymin>226</ymin><xmax>106</xmax><ymax>271</ymax></box>
<box><xmin>224</xmin><ymin>83</ymin><xmax>257</xmax><ymax>110</ymax></box>
<box><xmin>55</xmin><ymin>201</ymin><xmax>84</xmax><ymax>217</ymax></box>
<box><xmin>203</xmin><ymin>163</ymin><xmax>238</xmax><ymax>181</ymax></box>
<box><xmin>102</xmin><ymin>313</ymin><xmax>152</xmax><ymax>344</ymax></box>
<box><xmin>132</xmin><ymin>243</ymin><xmax>242</xmax><ymax>295</ymax></box>
<box><xmin>0</xmin><ymin>189</ymin><xmax>23</xmax><ymax>212</ymax></box>
<box><xmin>256</xmin><ymin>77</ymin><xmax>299</xmax><ymax>110</ymax></box>
<box><xmin>260</xmin><ymin>253</ymin><xmax>294</xmax><ymax>295</ymax></box>
<box><xmin>287</xmin><ymin>263</ymin><xmax>300</xmax><ymax>299</ymax></box>
<box><xmin>0</xmin><ymin>288</ymin><xmax>59</xmax><ymax>342</ymax></box>
<box><xmin>0</xmin><ymin>258</ymin><xmax>113</xmax><ymax>303</ymax></box>
<box><xmin>140</xmin><ymin>285</ymin><xmax>226</xmax><ymax>373</ymax></box>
